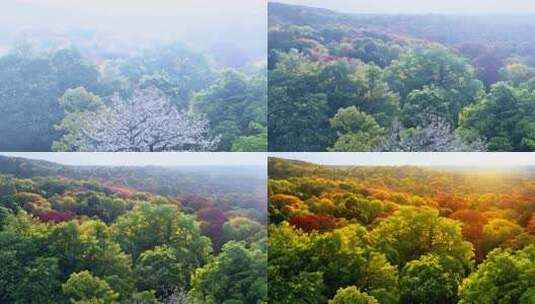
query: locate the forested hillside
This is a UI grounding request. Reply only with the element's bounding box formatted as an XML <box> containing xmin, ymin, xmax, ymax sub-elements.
<box><xmin>268</xmin><ymin>2</ymin><xmax>535</xmax><ymax>152</ymax></box>
<box><xmin>0</xmin><ymin>42</ymin><xmax>267</xmax><ymax>152</ymax></box>
<box><xmin>0</xmin><ymin>156</ymin><xmax>267</xmax><ymax>303</ymax></box>
<box><xmin>268</xmin><ymin>157</ymin><xmax>535</xmax><ymax>303</ymax></box>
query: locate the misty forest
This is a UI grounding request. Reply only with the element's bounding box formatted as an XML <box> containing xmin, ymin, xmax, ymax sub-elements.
<box><xmin>0</xmin><ymin>3</ymin><xmax>267</xmax><ymax>152</ymax></box>
<box><xmin>0</xmin><ymin>156</ymin><xmax>267</xmax><ymax>303</ymax></box>
<box><xmin>268</xmin><ymin>2</ymin><xmax>535</xmax><ymax>151</ymax></box>
<box><xmin>268</xmin><ymin>157</ymin><xmax>535</xmax><ymax>303</ymax></box>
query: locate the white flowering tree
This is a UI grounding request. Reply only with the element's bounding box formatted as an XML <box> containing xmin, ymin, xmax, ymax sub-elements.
<box><xmin>55</xmin><ymin>87</ymin><xmax>220</xmax><ymax>152</ymax></box>
<box><xmin>379</xmin><ymin>117</ymin><xmax>487</xmax><ymax>152</ymax></box>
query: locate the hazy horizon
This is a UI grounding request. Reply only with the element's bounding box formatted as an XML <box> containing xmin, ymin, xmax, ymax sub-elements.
<box><xmin>272</xmin><ymin>0</ymin><xmax>535</xmax><ymax>15</ymax></box>
<box><xmin>1</xmin><ymin>0</ymin><xmax>266</xmax><ymax>60</ymax></box>
<box><xmin>0</xmin><ymin>153</ymin><xmax>267</xmax><ymax>167</ymax></box>
<box><xmin>271</xmin><ymin>153</ymin><xmax>535</xmax><ymax>167</ymax></box>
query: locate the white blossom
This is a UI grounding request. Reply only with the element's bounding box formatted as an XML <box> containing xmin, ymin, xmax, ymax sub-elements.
<box><xmin>379</xmin><ymin>117</ymin><xmax>487</xmax><ymax>152</ymax></box>
<box><xmin>76</xmin><ymin>88</ymin><xmax>220</xmax><ymax>152</ymax></box>
<box><xmin>163</xmin><ymin>287</ymin><xmax>189</xmax><ymax>304</ymax></box>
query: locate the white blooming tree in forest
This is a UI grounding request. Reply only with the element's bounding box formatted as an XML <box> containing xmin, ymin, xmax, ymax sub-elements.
<box><xmin>379</xmin><ymin>116</ymin><xmax>487</xmax><ymax>152</ymax></box>
<box><xmin>54</xmin><ymin>87</ymin><xmax>220</xmax><ymax>152</ymax></box>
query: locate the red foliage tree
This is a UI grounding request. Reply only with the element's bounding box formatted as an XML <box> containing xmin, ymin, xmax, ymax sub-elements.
<box><xmin>35</xmin><ymin>210</ymin><xmax>76</xmax><ymax>223</ymax></box>
<box><xmin>197</xmin><ymin>207</ymin><xmax>227</xmax><ymax>251</ymax></box>
<box><xmin>435</xmin><ymin>192</ymin><xmax>469</xmax><ymax>214</ymax></box>
<box><xmin>107</xmin><ymin>186</ymin><xmax>135</xmax><ymax>199</ymax></box>
<box><xmin>473</xmin><ymin>48</ymin><xmax>502</xmax><ymax>89</ymax></box>
<box><xmin>181</xmin><ymin>194</ymin><xmax>214</xmax><ymax>211</ymax></box>
<box><xmin>450</xmin><ymin>209</ymin><xmax>488</xmax><ymax>261</ymax></box>
<box><xmin>289</xmin><ymin>214</ymin><xmax>337</xmax><ymax>232</ymax></box>
<box><xmin>527</xmin><ymin>214</ymin><xmax>535</xmax><ymax>236</ymax></box>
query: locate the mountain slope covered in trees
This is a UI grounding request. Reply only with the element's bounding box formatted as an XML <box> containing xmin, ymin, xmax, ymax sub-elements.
<box><xmin>0</xmin><ymin>156</ymin><xmax>267</xmax><ymax>303</ymax></box>
<box><xmin>268</xmin><ymin>157</ymin><xmax>535</xmax><ymax>303</ymax></box>
<box><xmin>268</xmin><ymin>2</ymin><xmax>535</xmax><ymax>152</ymax></box>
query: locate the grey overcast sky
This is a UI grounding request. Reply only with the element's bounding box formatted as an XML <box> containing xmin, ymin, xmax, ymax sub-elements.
<box><xmin>0</xmin><ymin>153</ymin><xmax>267</xmax><ymax>167</ymax></box>
<box><xmin>271</xmin><ymin>153</ymin><xmax>535</xmax><ymax>167</ymax></box>
<box><xmin>273</xmin><ymin>0</ymin><xmax>535</xmax><ymax>14</ymax></box>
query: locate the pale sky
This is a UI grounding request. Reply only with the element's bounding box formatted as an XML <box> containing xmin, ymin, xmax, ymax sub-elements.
<box><xmin>271</xmin><ymin>153</ymin><xmax>535</xmax><ymax>167</ymax></box>
<box><xmin>1</xmin><ymin>0</ymin><xmax>267</xmax><ymax>55</ymax></box>
<box><xmin>0</xmin><ymin>153</ymin><xmax>267</xmax><ymax>167</ymax></box>
<box><xmin>16</xmin><ymin>0</ymin><xmax>265</xmax><ymax>17</ymax></box>
<box><xmin>273</xmin><ymin>0</ymin><xmax>535</xmax><ymax>14</ymax></box>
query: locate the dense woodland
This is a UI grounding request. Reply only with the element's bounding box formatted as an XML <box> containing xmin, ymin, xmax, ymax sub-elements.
<box><xmin>0</xmin><ymin>41</ymin><xmax>267</xmax><ymax>152</ymax></box>
<box><xmin>268</xmin><ymin>2</ymin><xmax>535</xmax><ymax>151</ymax></box>
<box><xmin>268</xmin><ymin>157</ymin><xmax>535</xmax><ymax>303</ymax></box>
<box><xmin>0</xmin><ymin>156</ymin><xmax>267</xmax><ymax>303</ymax></box>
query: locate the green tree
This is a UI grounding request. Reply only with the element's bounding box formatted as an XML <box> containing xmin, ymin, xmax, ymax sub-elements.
<box><xmin>0</xmin><ymin>53</ymin><xmax>62</xmax><ymax>151</ymax></box>
<box><xmin>333</xmin><ymin>194</ymin><xmax>383</xmax><ymax>224</ymax></box>
<box><xmin>118</xmin><ymin>43</ymin><xmax>214</xmax><ymax>110</ymax></box>
<box><xmin>400</xmin><ymin>254</ymin><xmax>465</xmax><ymax>304</ymax></box>
<box><xmin>53</xmin><ymin>87</ymin><xmax>104</xmax><ymax>152</ymax></box>
<box><xmin>458</xmin><ymin>245</ymin><xmax>535</xmax><ymax>304</ymax></box>
<box><xmin>0</xmin><ymin>47</ymin><xmax>99</xmax><ymax>151</ymax></box>
<box><xmin>0</xmin><ymin>216</ymin><xmax>59</xmax><ymax>304</ymax></box>
<box><xmin>222</xmin><ymin>216</ymin><xmax>265</xmax><ymax>244</ymax></box>
<box><xmin>51</xmin><ymin>48</ymin><xmax>99</xmax><ymax>93</ymax></box>
<box><xmin>371</xmin><ymin>206</ymin><xmax>474</xmax><ymax>268</ymax></box>
<box><xmin>269</xmin><ymin>87</ymin><xmax>333</xmax><ymax>151</ymax></box>
<box><xmin>62</xmin><ymin>270</ymin><xmax>119</xmax><ymax>304</ymax></box>
<box><xmin>112</xmin><ymin>204</ymin><xmax>211</xmax><ymax>262</ymax></box>
<box><xmin>0</xmin><ymin>206</ymin><xmax>11</xmax><ymax>228</ymax></box>
<box><xmin>387</xmin><ymin>45</ymin><xmax>483</xmax><ymax>101</ymax></box>
<box><xmin>329</xmin><ymin>106</ymin><xmax>385</xmax><ymax>151</ymax></box>
<box><xmin>387</xmin><ymin>45</ymin><xmax>484</xmax><ymax>132</ymax></box>
<box><xmin>268</xmin><ymin>223</ymin><xmax>327</xmax><ymax>304</ymax></box>
<box><xmin>347</xmin><ymin>64</ymin><xmax>400</xmax><ymax>127</ymax></box>
<box><xmin>351</xmin><ymin>38</ymin><xmax>401</xmax><ymax>68</ymax></box>
<box><xmin>231</xmin><ymin>128</ymin><xmax>268</xmax><ymax>152</ymax></box>
<box><xmin>402</xmin><ymin>85</ymin><xmax>469</xmax><ymax>127</ymax></box>
<box><xmin>14</xmin><ymin>257</ymin><xmax>62</xmax><ymax>304</ymax></box>
<box><xmin>190</xmin><ymin>241</ymin><xmax>268</xmax><ymax>304</ymax></box>
<box><xmin>459</xmin><ymin>82</ymin><xmax>535</xmax><ymax>151</ymax></box>
<box><xmin>130</xmin><ymin>290</ymin><xmax>159</xmax><ymax>304</ymax></box>
<box><xmin>316</xmin><ymin>61</ymin><xmax>359</xmax><ymax>113</ymax></box>
<box><xmin>269</xmin><ymin>223</ymin><xmax>399</xmax><ymax>303</ymax></box>
<box><xmin>310</xmin><ymin>224</ymin><xmax>399</xmax><ymax>301</ymax></box>
<box><xmin>134</xmin><ymin>245</ymin><xmax>189</xmax><ymax>298</ymax></box>
<box><xmin>268</xmin><ymin>51</ymin><xmax>335</xmax><ymax>151</ymax></box>
<box><xmin>193</xmin><ymin>69</ymin><xmax>267</xmax><ymax>151</ymax></box>
<box><xmin>481</xmin><ymin>218</ymin><xmax>524</xmax><ymax>256</ymax></box>
<box><xmin>58</xmin><ymin>87</ymin><xmax>103</xmax><ymax>113</ymax></box>
<box><xmin>329</xmin><ymin>286</ymin><xmax>379</xmax><ymax>304</ymax></box>
<box><xmin>46</xmin><ymin>220</ymin><xmax>135</xmax><ymax>299</ymax></box>
<box><xmin>501</xmin><ymin>63</ymin><xmax>535</xmax><ymax>86</ymax></box>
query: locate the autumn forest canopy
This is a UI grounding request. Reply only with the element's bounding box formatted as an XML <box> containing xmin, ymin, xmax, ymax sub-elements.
<box><xmin>0</xmin><ymin>155</ymin><xmax>267</xmax><ymax>303</ymax></box>
<box><xmin>268</xmin><ymin>2</ymin><xmax>535</xmax><ymax>152</ymax></box>
<box><xmin>268</xmin><ymin>157</ymin><xmax>535</xmax><ymax>303</ymax></box>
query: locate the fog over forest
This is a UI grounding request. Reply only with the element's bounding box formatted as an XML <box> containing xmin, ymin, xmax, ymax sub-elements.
<box><xmin>1</xmin><ymin>0</ymin><xmax>266</xmax><ymax>63</ymax></box>
<box><xmin>1</xmin><ymin>0</ymin><xmax>268</xmax><ymax>153</ymax></box>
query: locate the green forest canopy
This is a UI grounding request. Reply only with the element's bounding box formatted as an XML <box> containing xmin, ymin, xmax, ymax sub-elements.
<box><xmin>0</xmin><ymin>156</ymin><xmax>267</xmax><ymax>303</ymax></box>
<box><xmin>268</xmin><ymin>2</ymin><xmax>535</xmax><ymax>152</ymax></box>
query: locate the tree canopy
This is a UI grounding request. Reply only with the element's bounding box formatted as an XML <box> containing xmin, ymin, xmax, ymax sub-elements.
<box><xmin>268</xmin><ymin>157</ymin><xmax>535</xmax><ymax>303</ymax></box>
<box><xmin>269</xmin><ymin>3</ymin><xmax>535</xmax><ymax>151</ymax></box>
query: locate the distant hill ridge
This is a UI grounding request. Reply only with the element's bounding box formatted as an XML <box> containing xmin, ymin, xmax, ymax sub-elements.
<box><xmin>269</xmin><ymin>2</ymin><xmax>535</xmax><ymax>47</ymax></box>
